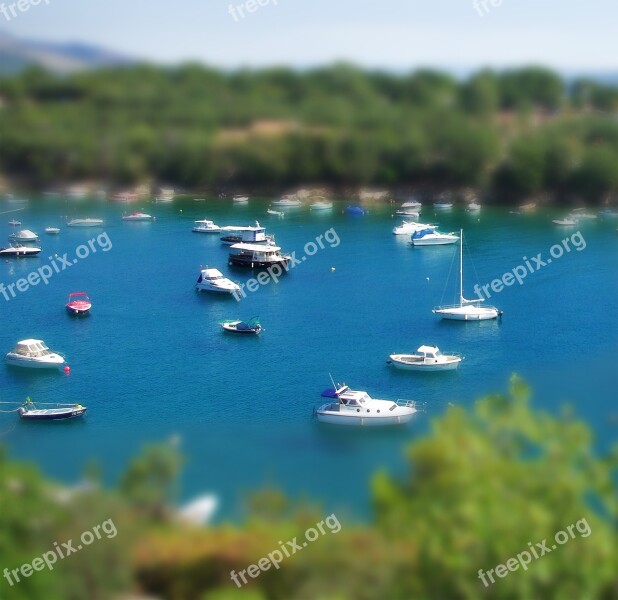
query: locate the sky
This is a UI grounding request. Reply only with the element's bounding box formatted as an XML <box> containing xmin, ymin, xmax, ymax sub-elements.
<box><xmin>2</xmin><ymin>0</ymin><xmax>618</xmax><ymax>72</ymax></box>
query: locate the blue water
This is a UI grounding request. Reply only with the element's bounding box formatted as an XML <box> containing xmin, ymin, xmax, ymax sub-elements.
<box><xmin>1</xmin><ymin>200</ymin><xmax>617</xmax><ymax>520</ymax></box>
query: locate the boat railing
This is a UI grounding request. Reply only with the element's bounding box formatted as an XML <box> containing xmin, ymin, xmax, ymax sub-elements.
<box><xmin>396</xmin><ymin>400</ymin><xmax>416</xmax><ymax>408</ymax></box>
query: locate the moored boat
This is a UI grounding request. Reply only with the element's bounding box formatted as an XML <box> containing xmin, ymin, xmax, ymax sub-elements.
<box><xmin>393</xmin><ymin>221</ymin><xmax>436</xmax><ymax>236</ymax></box>
<box><xmin>411</xmin><ymin>228</ymin><xmax>459</xmax><ymax>246</ymax></box>
<box><xmin>5</xmin><ymin>339</ymin><xmax>66</xmax><ymax>369</ymax></box>
<box><xmin>228</xmin><ymin>243</ymin><xmax>291</xmax><ymax>269</ymax></box>
<box><xmin>220</xmin><ymin>317</ymin><xmax>262</xmax><ymax>334</ymax></box>
<box><xmin>192</xmin><ymin>219</ymin><xmax>221</xmax><ymax>233</ymax></box>
<box><xmin>9</xmin><ymin>229</ymin><xmax>39</xmax><ymax>243</ymax></box>
<box><xmin>122</xmin><ymin>212</ymin><xmax>153</xmax><ymax>221</ymax></box>
<box><xmin>67</xmin><ymin>218</ymin><xmax>104</xmax><ymax>227</ymax></box>
<box><xmin>195</xmin><ymin>268</ymin><xmax>240</xmax><ymax>294</ymax></box>
<box><xmin>315</xmin><ymin>384</ymin><xmax>417</xmax><ymax>426</ymax></box>
<box><xmin>271</xmin><ymin>197</ymin><xmax>302</xmax><ymax>208</ymax></box>
<box><xmin>18</xmin><ymin>398</ymin><xmax>86</xmax><ymax>420</ymax></box>
<box><xmin>66</xmin><ymin>292</ymin><xmax>92</xmax><ymax>315</ymax></box>
<box><xmin>220</xmin><ymin>222</ymin><xmax>273</xmax><ymax>245</ymax></box>
<box><xmin>0</xmin><ymin>244</ymin><xmax>41</xmax><ymax>257</ymax></box>
<box><xmin>45</xmin><ymin>227</ymin><xmax>61</xmax><ymax>234</ymax></box>
<box><xmin>388</xmin><ymin>345</ymin><xmax>462</xmax><ymax>371</ymax></box>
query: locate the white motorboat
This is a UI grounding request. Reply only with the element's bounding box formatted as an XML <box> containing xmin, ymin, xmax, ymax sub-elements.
<box><xmin>220</xmin><ymin>317</ymin><xmax>262</xmax><ymax>334</ymax></box>
<box><xmin>393</xmin><ymin>221</ymin><xmax>436</xmax><ymax>235</ymax></box>
<box><xmin>552</xmin><ymin>217</ymin><xmax>577</xmax><ymax>226</ymax></box>
<box><xmin>192</xmin><ymin>219</ymin><xmax>221</xmax><ymax>233</ymax></box>
<box><xmin>195</xmin><ymin>268</ymin><xmax>240</xmax><ymax>295</ymax></box>
<box><xmin>5</xmin><ymin>339</ymin><xmax>66</xmax><ymax>370</ymax></box>
<box><xmin>232</xmin><ymin>195</ymin><xmax>249</xmax><ymax>204</ymax></box>
<box><xmin>220</xmin><ymin>222</ymin><xmax>273</xmax><ymax>245</ymax></box>
<box><xmin>0</xmin><ymin>244</ymin><xmax>41</xmax><ymax>257</ymax></box>
<box><xmin>395</xmin><ymin>209</ymin><xmax>420</xmax><ymax>217</ymax></box>
<box><xmin>67</xmin><ymin>218</ymin><xmax>104</xmax><ymax>227</ymax></box>
<box><xmin>466</xmin><ymin>202</ymin><xmax>482</xmax><ymax>212</ymax></box>
<box><xmin>122</xmin><ymin>212</ymin><xmax>153</xmax><ymax>222</ymax></box>
<box><xmin>569</xmin><ymin>208</ymin><xmax>596</xmax><ymax>220</ymax></box>
<box><xmin>154</xmin><ymin>189</ymin><xmax>175</xmax><ymax>203</ymax></box>
<box><xmin>310</xmin><ymin>199</ymin><xmax>333</xmax><ymax>210</ymax></box>
<box><xmin>9</xmin><ymin>229</ymin><xmax>39</xmax><ymax>243</ymax></box>
<box><xmin>8</xmin><ymin>219</ymin><xmax>21</xmax><ymax>226</ymax></box>
<box><xmin>271</xmin><ymin>197</ymin><xmax>302</xmax><ymax>208</ymax></box>
<box><xmin>315</xmin><ymin>384</ymin><xmax>417</xmax><ymax>426</ymax></box>
<box><xmin>433</xmin><ymin>201</ymin><xmax>453</xmax><ymax>210</ymax></box>
<box><xmin>432</xmin><ymin>229</ymin><xmax>502</xmax><ymax>321</ymax></box>
<box><xmin>401</xmin><ymin>200</ymin><xmax>422</xmax><ymax>209</ymax></box>
<box><xmin>45</xmin><ymin>227</ymin><xmax>61</xmax><ymax>234</ymax></box>
<box><xmin>411</xmin><ymin>228</ymin><xmax>459</xmax><ymax>246</ymax></box>
<box><xmin>388</xmin><ymin>345</ymin><xmax>462</xmax><ymax>371</ymax></box>
<box><xmin>228</xmin><ymin>243</ymin><xmax>291</xmax><ymax>269</ymax></box>
<box><xmin>267</xmin><ymin>209</ymin><xmax>284</xmax><ymax>217</ymax></box>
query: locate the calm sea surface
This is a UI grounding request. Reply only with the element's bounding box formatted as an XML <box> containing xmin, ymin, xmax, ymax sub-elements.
<box><xmin>1</xmin><ymin>199</ymin><xmax>617</xmax><ymax>520</ymax></box>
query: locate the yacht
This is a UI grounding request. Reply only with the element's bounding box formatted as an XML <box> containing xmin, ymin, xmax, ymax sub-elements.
<box><xmin>395</xmin><ymin>209</ymin><xmax>420</xmax><ymax>217</ymax></box>
<box><xmin>0</xmin><ymin>244</ymin><xmax>41</xmax><ymax>257</ymax></box>
<box><xmin>432</xmin><ymin>229</ymin><xmax>502</xmax><ymax>321</ymax></box>
<box><xmin>271</xmin><ymin>197</ymin><xmax>302</xmax><ymax>208</ymax></box>
<box><xmin>310</xmin><ymin>199</ymin><xmax>333</xmax><ymax>210</ymax></box>
<box><xmin>267</xmin><ymin>209</ymin><xmax>284</xmax><ymax>217</ymax></box>
<box><xmin>220</xmin><ymin>222</ymin><xmax>273</xmax><ymax>245</ymax></box>
<box><xmin>388</xmin><ymin>345</ymin><xmax>462</xmax><ymax>371</ymax></box>
<box><xmin>192</xmin><ymin>219</ymin><xmax>221</xmax><ymax>233</ymax></box>
<box><xmin>195</xmin><ymin>268</ymin><xmax>240</xmax><ymax>295</ymax></box>
<box><xmin>5</xmin><ymin>339</ymin><xmax>66</xmax><ymax>370</ymax></box>
<box><xmin>228</xmin><ymin>243</ymin><xmax>291</xmax><ymax>269</ymax></box>
<box><xmin>393</xmin><ymin>222</ymin><xmax>436</xmax><ymax>236</ymax></box>
<box><xmin>552</xmin><ymin>217</ymin><xmax>577</xmax><ymax>226</ymax></box>
<box><xmin>232</xmin><ymin>195</ymin><xmax>249</xmax><ymax>204</ymax></box>
<box><xmin>67</xmin><ymin>218</ymin><xmax>104</xmax><ymax>227</ymax></box>
<box><xmin>433</xmin><ymin>200</ymin><xmax>454</xmax><ymax>210</ymax></box>
<box><xmin>9</xmin><ymin>229</ymin><xmax>39</xmax><ymax>243</ymax></box>
<box><xmin>315</xmin><ymin>384</ymin><xmax>417</xmax><ymax>426</ymax></box>
<box><xmin>401</xmin><ymin>200</ymin><xmax>422</xmax><ymax>209</ymax></box>
<box><xmin>466</xmin><ymin>202</ymin><xmax>482</xmax><ymax>212</ymax></box>
<box><xmin>411</xmin><ymin>228</ymin><xmax>459</xmax><ymax>246</ymax></box>
<box><xmin>66</xmin><ymin>292</ymin><xmax>92</xmax><ymax>315</ymax></box>
<box><xmin>45</xmin><ymin>227</ymin><xmax>61</xmax><ymax>234</ymax></box>
<box><xmin>122</xmin><ymin>212</ymin><xmax>153</xmax><ymax>221</ymax></box>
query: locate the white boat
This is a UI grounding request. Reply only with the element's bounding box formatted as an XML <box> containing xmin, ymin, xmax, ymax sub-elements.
<box><xmin>232</xmin><ymin>195</ymin><xmax>249</xmax><ymax>204</ymax></box>
<box><xmin>122</xmin><ymin>212</ymin><xmax>153</xmax><ymax>222</ymax></box>
<box><xmin>433</xmin><ymin>201</ymin><xmax>453</xmax><ymax>210</ymax></box>
<box><xmin>192</xmin><ymin>219</ymin><xmax>221</xmax><ymax>233</ymax></box>
<box><xmin>309</xmin><ymin>200</ymin><xmax>333</xmax><ymax>210</ymax></box>
<box><xmin>388</xmin><ymin>345</ymin><xmax>462</xmax><ymax>371</ymax></box>
<box><xmin>9</xmin><ymin>229</ymin><xmax>39</xmax><ymax>243</ymax></box>
<box><xmin>195</xmin><ymin>268</ymin><xmax>240</xmax><ymax>294</ymax></box>
<box><xmin>395</xmin><ymin>209</ymin><xmax>420</xmax><ymax>217</ymax></box>
<box><xmin>552</xmin><ymin>217</ymin><xmax>577</xmax><ymax>226</ymax></box>
<box><xmin>154</xmin><ymin>188</ymin><xmax>175</xmax><ymax>203</ymax></box>
<box><xmin>411</xmin><ymin>228</ymin><xmax>459</xmax><ymax>246</ymax></box>
<box><xmin>8</xmin><ymin>219</ymin><xmax>21</xmax><ymax>226</ymax></box>
<box><xmin>267</xmin><ymin>209</ymin><xmax>284</xmax><ymax>217</ymax></box>
<box><xmin>45</xmin><ymin>227</ymin><xmax>61</xmax><ymax>234</ymax></box>
<box><xmin>432</xmin><ymin>229</ymin><xmax>502</xmax><ymax>321</ymax></box>
<box><xmin>5</xmin><ymin>339</ymin><xmax>66</xmax><ymax>370</ymax></box>
<box><xmin>599</xmin><ymin>209</ymin><xmax>618</xmax><ymax>219</ymax></box>
<box><xmin>393</xmin><ymin>221</ymin><xmax>436</xmax><ymax>236</ymax></box>
<box><xmin>220</xmin><ymin>222</ymin><xmax>273</xmax><ymax>245</ymax></box>
<box><xmin>271</xmin><ymin>197</ymin><xmax>302</xmax><ymax>208</ymax></box>
<box><xmin>5</xmin><ymin>194</ymin><xmax>28</xmax><ymax>205</ymax></box>
<box><xmin>466</xmin><ymin>202</ymin><xmax>482</xmax><ymax>212</ymax></box>
<box><xmin>67</xmin><ymin>218</ymin><xmax>104</xmax><ymax>227</ymax></box>
<box><xmin>569</xmin><ymin>208</ymin><xmax>596</xmax><ymax>220</ymax></box>
<box><xmin>228</xmin><ymin>243</ymin><xmax>291</xmax><ymax>269</ymax></box>
<box><xmin>401</xmin><ymin>200</ymin><xmax>422</xmax><ymax>209</ymax></box>
<box><xmin>315</xmin><ymin>384</ymin><xmax>417</xmax><ymax>426</ymax></box>
<box><xmin>0</xmin><ymin>244</ymin><xmax>41</xmax><ymax>257</ymax></box>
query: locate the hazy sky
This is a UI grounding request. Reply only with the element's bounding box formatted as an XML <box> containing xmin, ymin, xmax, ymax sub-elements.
<box><xmin>3</xmin><ymin>0</ymin><xmax>617</xmax><ymax>71</ymax></box>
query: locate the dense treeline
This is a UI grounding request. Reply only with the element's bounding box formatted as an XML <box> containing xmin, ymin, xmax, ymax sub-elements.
<box><xmin>1</xmin><ymin>64</ymin><xmax>618</xmax><ymax>203</ymax></box>
<box><xmin>1</xmin><ymin>377</ymin><xmax>616</xmax><ymax>599</ymax></box>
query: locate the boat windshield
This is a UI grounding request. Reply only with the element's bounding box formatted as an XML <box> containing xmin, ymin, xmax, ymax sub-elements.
<box><xmin>14</xmin><ymin>342</ymin><xmax>51</xmax><ymax>357</ymax></box>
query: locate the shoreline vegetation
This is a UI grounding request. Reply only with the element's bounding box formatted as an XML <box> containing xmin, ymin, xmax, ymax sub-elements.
<box><xmin>1</xmin><ymin>377</ymin><xmax>616</xmax><ymax>599</ymax></box>
<box><xmin>2</xmin><ymin>64</ymin><xmax>618</xmax><ymax>207</ymax></box>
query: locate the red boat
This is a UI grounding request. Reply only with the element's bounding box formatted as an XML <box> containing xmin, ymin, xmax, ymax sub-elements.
<box><xmin>66</xmin><ymin>292</ymin><xmax>92</xmax><ymax>315</ymax></box>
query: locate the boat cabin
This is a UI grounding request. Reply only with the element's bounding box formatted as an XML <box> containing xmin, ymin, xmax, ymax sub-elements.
<box><xmin>11</xmin><ymin>340</ymin><xmax>53</xmax><ymax>358</ymax></box>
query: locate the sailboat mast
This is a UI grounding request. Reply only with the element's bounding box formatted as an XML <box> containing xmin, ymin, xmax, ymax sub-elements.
<box><xmin>459</xmin><ymin>229</ymin><xmax>464</xmax><ymax>305</ymax></box>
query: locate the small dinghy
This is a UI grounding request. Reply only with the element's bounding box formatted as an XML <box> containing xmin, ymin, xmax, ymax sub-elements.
<box><xmin>18</xmin><ymin>397</ymin><xmax>86</xmax><ymax>421</ymax></box>
<box><xmin>220</xmin><ymin>317</ymin><xmax>262</xmax><ymax>335</ymax></box>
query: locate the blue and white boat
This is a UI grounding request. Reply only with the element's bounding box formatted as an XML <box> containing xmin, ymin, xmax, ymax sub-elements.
<box><xmin>345</xmin><ymin>205</ymin><xmax>368</xmax><ymax>215</ymax></box>
<box><xmin>411</xmin><ymin>228</ymin><xmax>459</xmax><ymax>246</ymax></box>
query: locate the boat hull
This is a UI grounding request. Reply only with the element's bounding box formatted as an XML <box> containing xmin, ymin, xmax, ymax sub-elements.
<box><xmin>433</xmin><ymin>307</ymin><xmax>500</xmax><ymax>321</ymax></box>
<box><xmin>412</xmin><ymin>238</ymin><xmax>458</xmax><ymax>246</ymax></box>
<box><xmin>5</xmin><ymin>356</ymin><xmax>65</xmax><ymax>369</ymax></box>
<box><xmin>316</xmin><ymin>412</ymin><xmax>415</xmax><ymax>426</ymax></box>
<box><xmin>388</xmin><ymin>357</ymin><xmax>461</xmax><ymax>371</ymax></box>
<box><xmin>228</xmin><ymin>256</ymin><xmax>290</xmax><ymax>269</ymax></box>
<box><xmin>19</xmin><ymin>406</ymin><xmax>86</xmax><ymax>420</ymax></box>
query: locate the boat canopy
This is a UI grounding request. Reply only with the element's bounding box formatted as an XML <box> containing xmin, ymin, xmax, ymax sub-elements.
<box><xmin>412</xmin><ymin>228</ymin><xmax>434</xmax><ymax>239</ymax></box>
<box><xmin>321</xmin><ymin>385</ymin><xmax>350</xmax><ymax>398</ymax></box>
<box><xmin>417</xmin><ymin>345</ymin><xmax>439</xmax><ymax>355</ymax></box>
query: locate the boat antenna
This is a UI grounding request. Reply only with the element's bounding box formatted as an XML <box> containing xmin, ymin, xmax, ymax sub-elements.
<box><xmin>459</xmin><ymin>228</ymin><xmax>464</xmax><ymax>306</ymax></box>
<box><xmin>329</xmin><ymin>372</ymin><xmax>337</xmax><ymax>390</ymax></box>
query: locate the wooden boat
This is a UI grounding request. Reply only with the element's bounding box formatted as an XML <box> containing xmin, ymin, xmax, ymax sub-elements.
<box><xmin>18</xmin><ymin>398</ymin><xmax>86</xmax><ymax>421</ymax></box>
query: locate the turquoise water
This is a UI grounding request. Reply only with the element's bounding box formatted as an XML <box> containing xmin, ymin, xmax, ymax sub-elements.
<box><xmin>1</xmin><ymin>200</ymin><xmax>617</xmax><ymax>520</ymax></box>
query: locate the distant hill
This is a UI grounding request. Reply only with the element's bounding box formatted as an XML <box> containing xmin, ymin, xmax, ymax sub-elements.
<box><xmin>0</xmin><ymin>31</ymin><xmax>134</xmax><ymax>75</ymax></box>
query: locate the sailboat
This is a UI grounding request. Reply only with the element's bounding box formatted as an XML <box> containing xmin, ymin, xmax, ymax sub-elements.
<box><xmin>432</xmin><ymin>229</ymin><xmax>502</xmax><ymax>321</ymax></box>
